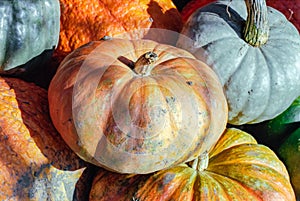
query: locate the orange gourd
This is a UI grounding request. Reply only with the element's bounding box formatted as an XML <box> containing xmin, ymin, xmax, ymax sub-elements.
<box><xmin>48</xmin><ymin>38</ymin><xmax>228</xmax><ymax>174</ymax></box>
<box><xmin>0</xmin><ymin>77</ymin><xmax>87</xmax><ymax>200</ymax></box>
<box><xmin>57</xmin><ymin>0</ymin><xmax>183</xmax><ymax>56</ymax></box>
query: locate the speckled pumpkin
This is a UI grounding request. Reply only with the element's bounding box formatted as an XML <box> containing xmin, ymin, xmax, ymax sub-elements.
<box><xmin>57</xmin><ymin>0</ymin><xmax>183</xmax><ymax>56</ymax></box>
<box><xmin>0</xmin><ymin>77</ymin><xmax>87</xmax><ymax>200</ymax></box>
<box><xmin>177</xmin><ymin>0</ymin><xmax>300</xmax><ymax>125</ymax></box>
<box><xmin>89</xmin><ymin>128</ymin><xmax>296</xmax><ymax>201</ymax></box>
<box><xmin>48</xmin><ymin>38</ymin><xmax>228</xmax><ymax>174</ymax></box>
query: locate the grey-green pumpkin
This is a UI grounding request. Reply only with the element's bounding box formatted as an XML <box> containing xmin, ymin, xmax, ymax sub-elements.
<box><xmin>0</xmin><ymin>0</ymin><xmax>60</xmax><ymax>72</ymax></box>
<box><xmin>177</xmin><ymin>0</ymin><xmax>300</xmax><ymax>125</ymax></box>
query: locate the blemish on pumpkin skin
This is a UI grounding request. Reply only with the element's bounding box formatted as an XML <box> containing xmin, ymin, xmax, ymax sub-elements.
<box><xmin>157</xmin><ymin>173</ymin><xmax>175</xmax><ymax>191</ymax></box>
<box><xmin>186</xmin><ymin>81</ymin><xmax>193</xmax><ymax>86</ymax></box>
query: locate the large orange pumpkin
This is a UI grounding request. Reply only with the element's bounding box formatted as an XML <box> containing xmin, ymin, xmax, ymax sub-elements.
<box><xmin>0</xmin><ymin>77</ymin><xmax>88</xmax><ymax>200</ymax></box>
<box><xmin>57</xmin><ymin>0</ymin><xmax>183</xmax><ymax>55</ymax></box>
<box><xmin>48</xmin><ymin>38</ymin><xmax>228</xmax><ymax>174</ymax></box>
<box><xmin>89</xmin><ymin>128</ymin><xmax>296</xmax><ymax>201</ymax></box>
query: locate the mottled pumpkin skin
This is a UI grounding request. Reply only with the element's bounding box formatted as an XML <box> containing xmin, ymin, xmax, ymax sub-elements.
<box><xmin>48</xmin><ymin>38</ymin><xmax>228</xmax><ymax>174</ymax></box>
<box><xmin>177</xmin><ymin>0</ymin><xmax>300</xmax><ymax>125</ymax></box>
<box><xmin>0</xmin><ymin>0</ymin><xmax>60</xmax><ymax>71</ymax></box>
<box><xmin>89</xmin><ymin>128</ymin><xmax>296</xmax><ymax>201</ymax></box>
<box><xmin>0</xmin><ymin>77</ymin><xmax>87</xmax><ymax>200</ymax></box>
<box><xmin>57</xmin><ymin>0</ymin><xmax>183</xmax><ymax>55</ymax></box>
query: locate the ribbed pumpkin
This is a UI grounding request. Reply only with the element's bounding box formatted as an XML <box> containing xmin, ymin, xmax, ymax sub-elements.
<box><xmin>0</xmin><ymin>0</ymin><xmax>60</xmax><ymax>72</ymax></box>
<box><xmin>177</xmin><ymin>0</ymin><xmax>300</xmax><ymax>125</ymax></box>
<box><xmin>48</xmin><ymin>38</ymin><xmax>228</xmax><ymax>174</ymax></box>
<box><xmin>0</xmin><ymin>77</ymin><xmax>87</xmax><ymax>200</ymax></box>
<box><xmin>57</xmin><ymin>0</ymin><xmax>183</xmax><ymax>56</ymax></box>
<box><xmin>89</xmin><ymin>128</ymin><xmax>296</xmax><ymax>201</ymax></box>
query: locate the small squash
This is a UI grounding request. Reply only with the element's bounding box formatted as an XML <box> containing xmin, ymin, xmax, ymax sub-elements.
<box><xmin>48</xmin><ymin>38</ymin><xmax>228</xmax><ymax>174</ymax></box>
<box><xmin>57</xmin><ymin>0</ymin><xmax>183</xmax><ymax>55</ymax></box>
<box><xmin>89</xmin><ymin>128</ymin><xmax>296</xmax><ymax>201</ymax></box>
<box><xmin>0</xmin><ymin>77</ymin><xmax>87</xmax><ymax>200</ymax></box>
<box><xmin>177</xmin><ymin>0</ymin><xmax>300</xmax><ymax>125</ymax></box>
<box><xmin>0</xmin><ymin>0</ymin><xmax>60</xmax><ymax>72</ymax></box>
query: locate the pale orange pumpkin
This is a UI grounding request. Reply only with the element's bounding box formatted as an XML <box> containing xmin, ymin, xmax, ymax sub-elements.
<box><xmin>89</xmin><ymin>128</ymin><xmax>296</xmax><ymax>201</ymax></box>
<box><xmin>48</xmin><ymin>38</ymin><xmax>228</xmax><ymax>174</ymax></box>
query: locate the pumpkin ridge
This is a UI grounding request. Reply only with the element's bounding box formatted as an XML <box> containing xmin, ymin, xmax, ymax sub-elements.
<box><xmin>206</xmin><ymin>164</ymin><xmax>293</xmax><ymax>200</ymax></box>
<box><xmin>207</xmin><ymin>144</ymin><xmax>288</xmax><ymax>177</ymax></box>
<box><xmin>136</xmin><ymin>167</ymin><xmax>196</xmax><ymax>200</ymax></box>
<box><xmin>205</xmin><ymin>171</ymin><xmax>262</xmax><ymax>200</ymax></box>
<box><xmin>231</xmin><ymin>48</ymin><xmax>270</xmax><ymax>122</ymax></box>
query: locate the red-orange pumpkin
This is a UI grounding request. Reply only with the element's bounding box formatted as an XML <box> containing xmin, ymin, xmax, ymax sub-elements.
<box><xmin>48</xmin><ymin>38</ymin><xmax>228</xmax><ymax>174</ymax></box>
<box><xmin>89</xmin><ymin>128</ymin><xmax>296</xmax><ymax>201</ymax></box>
<box><xmin>0</xmin><ymin>77</ymin><xmax>88</xmax><ymax>200</ymax></box>
<box><xmin>57</xmin><ymin>0</ymin><xmax>183</xmax><ymax>56</ymax></box>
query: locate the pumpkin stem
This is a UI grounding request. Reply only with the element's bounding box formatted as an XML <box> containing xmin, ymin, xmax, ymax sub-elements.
<box><xmin>191</xmin><ymin>151</ymin><xmax>209</xmax><ymax>171</ymax></box>
<box><xmin>243</xmin><ymin>0</ymin><xmax>269</xmax><ymax>46</ymax></box>
<box><xmin>134</xmin><ymin>52</ymin><xmax>158</xmax><ymax>76</ymax></box>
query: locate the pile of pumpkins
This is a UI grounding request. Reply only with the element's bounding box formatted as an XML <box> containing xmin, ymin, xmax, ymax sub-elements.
<box><xmin>0</xmin><ymin>0</ymin><xmax>299</xmax><ymax>200</ymax></box>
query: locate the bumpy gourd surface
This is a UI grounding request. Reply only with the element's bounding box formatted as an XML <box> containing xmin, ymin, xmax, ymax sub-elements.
<box><xmin>57</xmin><ymin>0</ymin><xmax>183</xmax><ymax>54</ymax></box>
<box><xmin>0</xmin><ymin>77</ymin><xmax>85</xmax><ymax>200</ymax></box>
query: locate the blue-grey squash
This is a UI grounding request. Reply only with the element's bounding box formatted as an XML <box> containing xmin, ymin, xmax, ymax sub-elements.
<box><xmin>177</xmin><ymin>0</ymin><xmax>300</xmax><ymax>125</ymax></box>
<box><xmin>0</xmin><ymin>0</ymin><xmax>60</xmax><ymax>72</ymax></box>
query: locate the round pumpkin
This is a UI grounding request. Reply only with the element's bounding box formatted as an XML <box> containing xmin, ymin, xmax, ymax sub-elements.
<box><xmin>177</xmin><ymin>0</ymin><xmax>300</xmax><ymax>125</ymax></box>
<box><xmin>89</xmin><ymin>128</ymin><xmax>296</xmax><ymax>201</ymax></box>
<box><xmin>48</xmin><ymin>38</ymin><xmax>228</xmax><ymax>174</ymax></box>
<box><xmin>0</xmin><ymin>0</ymin><xmax>60</xmax><ymax>72</ymax></box>
<box><xmin>0</xmin><ymin>77</ymin><xmax>87</xmax><ymax>200</ymax></box>
<box><xmin>57</xmin><ymin>0</ymin><xmax>183</xmax><ymax>56</ymax></box>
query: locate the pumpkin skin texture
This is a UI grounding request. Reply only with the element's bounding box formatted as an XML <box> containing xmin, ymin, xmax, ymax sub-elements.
<box><xmin>57</xmin><ymin>0</ymin><xmax>183</xmax><ymax>55</ymax></box>
<box><xmin>0</xmin><ymin>77</ymin><xmax>87</xmax><ymax>200</ymax></box>
<box><xmin>48</xmin><ymin>38</ymin><xmax>228</xmax><ymax>174</ymax></box>
<box><xmin>177</xmin><ymin>0</ymin><xmax>300</xmax><ymax>125</ymax></box>
<box><xmin>0</xmin><ymin>0</ymin><xmax>60</xmax><ymax>72</ymax></box>
<box><xmin>89</xmin><ymin>128</ymin><xmax>296</xmax><ymax>201</ymax></box>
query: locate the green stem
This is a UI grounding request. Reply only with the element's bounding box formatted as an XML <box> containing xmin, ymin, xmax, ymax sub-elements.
<box><xmin>134</xmin><ymin>52</ymin><xmax>158</xmax><ymax>76</ymax></box>
<box><xmin>243</xmin><ymin>0</ymin><xmax>269</xmax><ymax>47</ymax></box>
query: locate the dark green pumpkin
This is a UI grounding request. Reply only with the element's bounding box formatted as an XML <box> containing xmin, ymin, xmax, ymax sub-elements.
<box><xmin>278</xmin><ymin>128</ymin><xmax>300</xmax><ymax>200</ymax></box>
<box><xmin>0</xmin><ymin>0</ymin><xmax>60</xmax><ymax>72</ymax></box>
